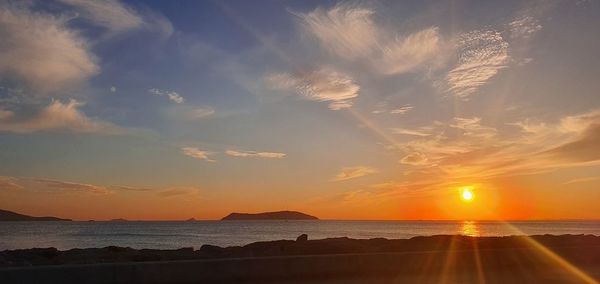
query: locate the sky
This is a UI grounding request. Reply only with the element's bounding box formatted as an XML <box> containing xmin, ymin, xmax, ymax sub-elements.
<box><xmin>0</xmin><ymin>0</ymin><xmax>599</xmax><ymax>221</ymax></box>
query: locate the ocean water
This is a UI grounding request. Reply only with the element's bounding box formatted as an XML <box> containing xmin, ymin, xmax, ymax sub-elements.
<box><xmin>1</xmin><ymin>220</ymin><xmax>599</xmax><ymax>250</ymax></box>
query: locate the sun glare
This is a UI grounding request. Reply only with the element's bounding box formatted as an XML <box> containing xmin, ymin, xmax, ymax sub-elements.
<box><xmin>461</xmin><ymin>187</ymin><xmax>474</xmax><ymax>202</ymax></box>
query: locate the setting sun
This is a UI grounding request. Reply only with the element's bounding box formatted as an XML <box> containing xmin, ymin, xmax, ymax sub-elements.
<box><xmin>461</xmin><ymin>187</ymin><xmax>474</xmax><ymax>202</ymax></box>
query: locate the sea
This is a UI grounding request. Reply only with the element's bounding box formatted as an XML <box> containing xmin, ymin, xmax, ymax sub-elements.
<box><xmin>1</xmin><ymin>220</ymin><xmax>599</xmax><ymax>250</ymax></box>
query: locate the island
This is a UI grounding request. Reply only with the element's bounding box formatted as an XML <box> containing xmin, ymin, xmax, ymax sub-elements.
<box><xmin>0</xmin><ymin>209</ymin><xmax>71</xmax><ymax>221</ymax></box>
<box><xmin>221</xmin><ymin>210</ymin><xmax>318</xmax><ymax>220</ymax></box>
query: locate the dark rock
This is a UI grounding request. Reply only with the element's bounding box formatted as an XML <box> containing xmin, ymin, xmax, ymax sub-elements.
<box><xmin>296</xmin><ymin>234</ymin><xmax>308</xmax><ymax>242</ymax></box>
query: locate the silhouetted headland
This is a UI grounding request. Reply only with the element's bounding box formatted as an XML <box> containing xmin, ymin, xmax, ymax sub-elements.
<box><xmin>221</xmin><ymin>210</ymin><xmax>318</xmax><ymax>220</ymax></box>
<box><xmin>0</xmin><ymin>209</ymin><xmax>71</xmax><ymax>222</ymax></box>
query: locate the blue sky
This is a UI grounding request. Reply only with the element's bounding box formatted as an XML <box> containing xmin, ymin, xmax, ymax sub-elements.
<box><xmin>0</xmin><ymin>0</ymin><xmax>599</xmax><ymax>220</ymax></box>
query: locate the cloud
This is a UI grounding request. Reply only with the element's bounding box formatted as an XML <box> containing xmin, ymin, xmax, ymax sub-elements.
<box><xmin>449</xmin><ymin>117</ymin><xmax>497</xmax><ymax>139</ymax></box>
<box><xmin>387</xmin><ymin>109</ymin><xmax>600</xmax><ymax>197</ymax></box>
<box><xmin>378</xmin><ymin>27</ymin><xmax>443</xmax><ymax>74</ymax></box>
<box><xmin>542</xmin><ymin>123</ymin><xmax>600</xmax><ymax>163</ymax></box>
<box><xmin>390</xmin><ymin>105</ymin><xmax>413</xmax><ymax>114</ymax></box>
<box><xmin>445</xmin><ymin>30</ymin><xmax>509</xmax><ymax>98</ymax></box>
<box><xmin>400</xmin><ymin>152</ymin><xmax>429</xmax><ymax>166</ymax></box>
<box><xmin>59</xmin><ymin>0</ymin><xmax>143</xmax><ymax>33</ymax></box>
<box><xmin>299</xmin><ymin>3</ymin><xmax>377</xmax><ymax>60</ymax></box>
<box><xmin>181</xmin><ymin>147</ymin><xmax>215</xmax><ymax>162</ymax></box>
<box><xmin>0</xmin><ymin>176</ymin><xmax>23</xmax><ymax>191</ymax></box>
<box><xmin>225</xmin><ymin>150</ymin><xmax>286</xmax><ymax>159</ymax></box>
<box><xmin>191</xmin><ymin>107</ymin><xmax>215</xmax><ymax>118</ymax></box>
<box><xmin>562</xmin><ymin>177</ymin><xmax>600</xmax><ymax>186</ymax></box>
<box><xmin>266</xmin><ymin>69</ymin><xmax>359</xmax><ymax>110</ymax></box>
<box><xmin>298</xmin><ymin>3</ymin><xmax>445</xmax><ymax>75</ymax></box>
<box><xmin>0</xmin><ymin>99</ymin><xmax>121</xmax><ymax>134</ymax></box>
<box><xmin>110</xmin><ymin>86</ymin><xmax>116</xmax><ymax>92</ymax></box>
<box><xmin>149</xmin><ymin>88</ymin><xmax>185</xmax><ymax>104</ymax></box>
<box><xmin>332</xmin><ymin>166</ymin><xmax>377</xmax><ymax>181</ymax></box>
<box><xmin>509</xmin><ymin>15</ymin><xmax>542</xmax><ymax>40</ymax></box>
<box><xmin>31</xmin><ymin>178</ymin><xmax>111</xmax><ymax>194</ymax></box>
<box><xmin>391</xmin><ymin>127</ymin><xmax>432</xmax><ymax>137</ymax></box>
<box><xmin>0</xmin><ymin>3</ymin><xmax>99</xmax><ymax>94</ymax></box>
<box><xmin>157</xmin><ymin>186</ymin><xmax>201</xmax><ymax>198</ymax></box>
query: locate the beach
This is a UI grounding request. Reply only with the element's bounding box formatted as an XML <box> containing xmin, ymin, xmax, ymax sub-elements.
<box><xmin>2</xmin><ymin>234</ymin><xmax>599</xmax><ymax>283</ymax></box>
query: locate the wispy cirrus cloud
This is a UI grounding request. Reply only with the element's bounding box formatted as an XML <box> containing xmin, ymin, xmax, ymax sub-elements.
<box><xmin>392</xmin><ymin>110</ymin><xmax>600</xmax><ymax>189</ymax></box>
<box><xmin>298</xmin><ymin>3</ymin><xmax>446</xmax><ymax>75</ymax></box>
<box><xmin>400</xmin><ymin>152</ymin><xmax>429</xmax><ymax>166</ymax></box>
<box><xmin>509</xmin><ymin>15</ymin><xmax>542</xmax><ymax>40</ymax></box>
<box><xmin>266</xmin><ymin>69</ymin><xmax>359</xmax><ymax>110</ymax></box>
<box><xmin>157</xmin><ymin>186</ymin><xmax>201</xmax><ymax>198</ymax></box>
<box><xmin>149</xmin><ymin>88</ymin><xmax>185</xmax><ymax>104</ymax></box>
<box><xmin>181</xmin><ymin>147</ymin><xmax>215</xmax><ymax>162</ymax></box>
<box><xmin>332</xmin><ymin>166</ymin><xmax>377</xmax><ymax>182</ymax></box>
<box><xmin>445</xmin><ymin>30</ymin><xmax>509</xmax><ymax>98</ymax></box>
<box><xmin>225</xmin><ymin>150</ymin><xmax>286</xmax><ymax>159</ymax></box>
<box><xmin>390</xmin><ymin>105</ymin><xmax>413</xmax><ymax>114</ymax></box>
<box><xmin>31</xmin><ymin>178</ymin><xmax>111</xmax><ymax>195</ymax></box>
<box><xmin>299</xmin><ymin>4</ymin><xmax>377</xmax><ymax>60</ymax></box>
<box><xmin>58</xmin><ymin>0</ymin><xmax>143</xmax><ymax>33</ymax></box>
<box><xmin>0</xmin><ymin>3</ymin><xmax>99</xmax><ymax>94</ymax></box>
<box><xmin>0</xmin><ymin>176</ymin><xmax>23</xmax><ymax>191</ymax></box>
<box><xmin>391</xmin><ymin>127</ymin><xmax>433</xmax><ymax>137</ymax></box>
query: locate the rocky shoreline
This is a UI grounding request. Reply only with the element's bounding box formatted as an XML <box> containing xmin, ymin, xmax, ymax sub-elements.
<box><xmin>2</xmin><ymin>234</ymin><xmax>599</xmax><ymax>268</ymax></box>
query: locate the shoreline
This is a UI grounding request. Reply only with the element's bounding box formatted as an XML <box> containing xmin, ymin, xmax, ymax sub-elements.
<box><xmin>2</xmin><ymin>234</ymin><xmax>599</xmax><ymax>267</ymax></box>
<box><xmin>1</xmin><ymin>234</ymin><xmax>600</xmax><ymax>283</ymax></box>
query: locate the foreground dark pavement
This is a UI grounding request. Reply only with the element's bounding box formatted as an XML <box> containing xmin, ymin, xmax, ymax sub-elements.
<box><xmin>1</xmin><ymin>235</ymin><xmax>599</xmax><ymax>283</ymax></box>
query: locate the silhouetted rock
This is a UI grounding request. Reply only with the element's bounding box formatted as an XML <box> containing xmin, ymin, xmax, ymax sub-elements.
<box><xmin>109</xmin><ymin>218</ymin><xmax>128</xmax><ymax>222</ymax></box>
<box><xmin>221</xmin><ymin>211</ymin><xmax>318</xmax><ymax>220</ymax></box>
<box><xmin>296</xmin><ymin>234</ymin><xmax>308</xmax><ymax>242</ymax></box>
<box><xmin>0</xmin><ymin>209</ymin><xmax>71</xmax><ymax>221</ymax></box>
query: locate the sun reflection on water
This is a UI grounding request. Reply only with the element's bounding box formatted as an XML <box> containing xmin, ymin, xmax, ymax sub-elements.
<box><xmin>461</xmin><ymin>221</ymin><xmax>480</xmax><ymax>237</ymax></box>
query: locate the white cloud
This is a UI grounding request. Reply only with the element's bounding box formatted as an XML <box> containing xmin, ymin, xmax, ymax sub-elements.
<box><xmin>391</xmin><ymin>127</ymin><xmax>432</xmax><ymax>137</ymax></box>
<box><xmin>181</xmin><ymin>147</ymin><xmax>215</xmax><ymax>162</ymax></box>
<box><xmin>332</xmin><ymin>166</ymin><xmax>377</xmax><ymax>181</ymax></box>
<box><xmin>378</xmin><ymin>27</ymin><xmax>443</xmax><ymax>74</ymax></box>
<box><xmin>299</xmin><ymin>4</ymin><xmax>377</xmax><ymax>60</ymax></box>
<box><xmin>298</xmin><ymin>3</ymin><xmax>445</xmax><ymax>75</ymax></box>
<box><xmin>110</xmin><ymin>86</ymin><xmax>117</xmax><ymax>92</ymax></box>
<box><xmin>0</xmin><ymin>99</ymin><xmax>121</xmax><ymax>134</ymax></box>
<box><xmin>509</xmin><ymin>15</ymin><xmax>542</xmax><ymax>40</ymax></box>
<box><xmin>266</xmin><ymin>69</ymin><xmax>359</xmax><ymax>110</ymax></box>
<box><xmin>59</xmin><ymin>0</ymin><xmax>143</xmax><ymax>33</ymax></box>
<box><xmin>150</xmin><ymin>88</ymin><xmax>184</xmax><ymax>104</ymax></box>
<box><xmin>445</xmin><ymin>30</ymin><xmax>509</xmax><ymax>98</ymax></box>
<box><xmin>191</xmin><ymin>107</ymin><xmax>215</xmax><ymax>118</ymax></box>
<box><xmin>400</xmin><ymin>152</ymin><xmax>429</xmax><ymax>166</ymax></box>
<box><xmin>390</xmin><ymin>105</ymin><xmax>413</xmax><ymax>114</ymax></box>
<box><xmin>225</xmin><ymin>150</ymin><xmax>286</xmax><ymax>159</ymax></box>
<box><xmin>0</xmin><ymin>4</ymin><xmax>99</xmax><ymax>94</ymax></box>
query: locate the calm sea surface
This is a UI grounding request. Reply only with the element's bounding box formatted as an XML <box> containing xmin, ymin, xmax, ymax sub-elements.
<box><xmin>1</xmin><ymin>220</ymin><xmax>599</xmax><ymax>250</ymax></box>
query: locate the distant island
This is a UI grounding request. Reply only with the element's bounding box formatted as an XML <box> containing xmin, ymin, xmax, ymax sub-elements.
<box><xmin>0</xmin><ymin>209</ymin><xmax>71</xmax><ymax>221</ymax></box>
<box><xmin>222</xmin><ymin>211</ymin><xmax>318</xmax><ymax>220</ymax></box>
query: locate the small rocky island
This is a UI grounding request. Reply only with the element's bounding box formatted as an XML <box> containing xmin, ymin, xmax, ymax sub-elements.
<box><xmin>0</xmin><ymin>209</ymin><xmax>71</xmax><ymax>221</ymax></box>
<box><xmin>221</xmin><ymin>211</ymin><xmax>318</xmax><ymax>220</ymax></box>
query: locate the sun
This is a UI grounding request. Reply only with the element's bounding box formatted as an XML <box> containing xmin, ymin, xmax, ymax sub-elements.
<box><xmin>461</xmin><ymin>187</ymin><xmax>474</xmax><ymax>202</ymax></box>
